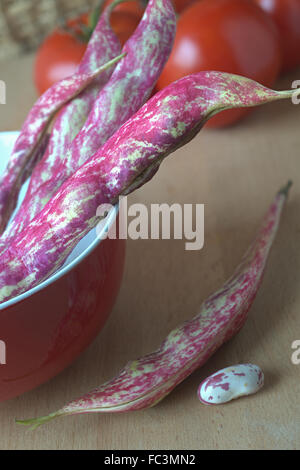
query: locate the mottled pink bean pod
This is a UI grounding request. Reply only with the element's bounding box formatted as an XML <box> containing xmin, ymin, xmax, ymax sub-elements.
<box><xmin>3</xmin><ymin>0</ymin><xmax>176</xmax><ymax>242</ymax></box>
<box><xmin>16</xmin><ymin>182</ymin><xmax>290</xmax><ymax>428</ymax></box>
<box><xmin>67</xmin><ymin>0</ymin><xmax>176</xmax><ymax>166</ymax></box>
<box><xmin>22</xmin><ymin>1</ymin><xmax>123</xmax><ymax>196</ymax></box>
<box><xmin>0</xmin><ymin>73</ymin><xmax>294</xmax><ymax>302</ymax></box>
<box><xmin>197</xmin><ymin>364</ymin><xmax>264</xmax><ymax>405</ymax></box>
<box><xmin>0</xmin><ymin>54</ymin><xmax>123</xmax><ymax>234</ymax></box>
<box><xmin>0</xmin><ymin>1</ymin><xmax>123</xmax><ymax>250</ymax></box>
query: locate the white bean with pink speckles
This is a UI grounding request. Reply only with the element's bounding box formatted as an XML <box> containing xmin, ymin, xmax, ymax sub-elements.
<box><xmin>198</xmin><ymin>364</ymin><xmax>264</xmax><ymax>405</ymax></box>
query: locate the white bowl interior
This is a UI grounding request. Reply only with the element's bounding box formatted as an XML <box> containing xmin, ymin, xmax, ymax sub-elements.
<box><xmin>0</xmin><ymin>132</ymin><xmax>117</xmax><ymax>308</ymax></box>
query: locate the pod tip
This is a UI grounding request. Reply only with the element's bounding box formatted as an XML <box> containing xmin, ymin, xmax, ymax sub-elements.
<box><xmin>278</xmin><ymin>180</ymin><xmax>293</xmax><ymax>197</ymax></box>
<box><xmin>16</xmin><ymin>412</ymin><xmax>59</xmax><ymax>430</ymax></box>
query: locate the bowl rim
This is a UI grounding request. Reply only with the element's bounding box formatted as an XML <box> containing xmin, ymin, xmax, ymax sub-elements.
<box><xmin>0</xmin><ymin>131</ymin><xmax>119</xmax><ymax>311</ymax></box>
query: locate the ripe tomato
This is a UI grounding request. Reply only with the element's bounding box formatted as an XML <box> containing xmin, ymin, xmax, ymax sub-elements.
<box><xmin>104</xmin><ymin>0</ymin><xmax>145</xmax><ymax>16</ymax></box>
<box><xmin>104</xmin><ymin>0</ymin><xmax>195</xmax><ymax>16</ymax></box>
<box><xmin>34</xmin><ymin>26</ymin><xmax>87</xmax><ymax>95</ymax></box>
<box><xmin>109</xmin><ymin>10</ymin><xmax>141</xmax><ymax>44</ymax></box>
<box><xmin>254</xmin><ymin>0</ymin><xmax>300</xmax><ymax>72</ymax></box>
<box><xmin>34</xmin><ymin>7</ymin><xmax>141</xmax><ymax>95</ymax></box>
<box><xmin>172</xmin><ymin>0</ymin><xmax>196</xmax><ymax>13</ymax></box>
<box><xmin>157</xmin><ymin>0</ymin><xmax>282</xmax><ymax>127</ymax></box>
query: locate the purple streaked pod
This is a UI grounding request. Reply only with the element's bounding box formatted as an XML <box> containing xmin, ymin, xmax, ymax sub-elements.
<box><xmin>16</xmin><ymin>182</ymin><xmax>290</xmax><ymax>428</ymax></box>
<box><xmin>22</xmin><ymin>0</ymin><xmax>123</xmax><ymax>195</ymax></box>
<box><xmin>0</xmin><ymin>72</ymin><xmax>295</xmax><ymax>303</ymax></box>
<box><xmin>0</xmin><ymin>1</ymin><xmax>123</xmax><ymax>251</ymax></box>
<box><xmin>0</xmin><ymin>52</ymin><xmax>124</xmax><ymax>234</ymax></box>
<box><xmin>2</xmin><ymin>0</ymin><xmax>176</xmax><ymax>241</ymax></box>
<box><xmin>68</xmin><ymin>0</ymin><xmax>176</xmax><ymax>168</ymax></box>
<box><xmin>197</xmin><ymin>364</ymin><xmax>264</xmax><ymax>405</ymax></box>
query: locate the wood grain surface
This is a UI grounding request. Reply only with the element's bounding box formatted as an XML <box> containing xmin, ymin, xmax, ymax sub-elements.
<box><xmin>0</xmin><ymin>55</ymin><xmax>299</xmax><ymax>450</ymax></box>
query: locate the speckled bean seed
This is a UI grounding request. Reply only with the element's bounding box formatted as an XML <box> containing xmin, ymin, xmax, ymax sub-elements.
<box><xmin>198</xmin><ymin>364</ymin><xmax>264</xmax><ymax>405</ymax></box>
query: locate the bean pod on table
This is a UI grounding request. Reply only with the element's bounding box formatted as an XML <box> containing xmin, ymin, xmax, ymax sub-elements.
<box><xmin>16</xmin><ymin>182</ymin><xmax>291</xmax><ymax>428</ymax></box>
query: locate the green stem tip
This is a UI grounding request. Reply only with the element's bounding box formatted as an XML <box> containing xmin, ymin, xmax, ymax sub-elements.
<box><xmin>278</xmin><ymin>180</ymin><xmax>293</xmax><ymax>197</ymax></box>
<box><xmin>16</xmin><ymin>412</ymin><xmax>60</xmax><ymax>431</ymax></box>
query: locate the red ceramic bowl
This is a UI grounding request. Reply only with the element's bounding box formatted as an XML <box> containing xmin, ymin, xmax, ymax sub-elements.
<box><xmin>0</xmin><ymin>132</ymin><xmax>126</xmax><ymax>402</ymax></box>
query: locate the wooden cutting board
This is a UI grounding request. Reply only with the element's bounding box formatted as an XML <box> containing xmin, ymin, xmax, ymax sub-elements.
<box><xmin>0</xmin><ymin>54</ymin><xmax>299</xmax><ymax>450</ymax></box>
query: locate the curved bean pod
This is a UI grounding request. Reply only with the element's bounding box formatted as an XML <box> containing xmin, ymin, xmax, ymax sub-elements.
<box><xmin>0</xmin><ymin>73</ymin><xmax>294</xmax><ymax>302</ymax></box>
<box><xmin>16</xmin><ymin>182</ymin><xmax>290</xmax><ymax>428</ymax></box>
<box><xmin>0</xmin><ymin>0</ymin><xmax>123</xmax><ymax>250</ymax></box>
<box><xmin>2</xmin><ymin>0</ymin><xmax>176</xmax><ymax>247</ymax></box>
<box><xmin>0</xmin><ymin>53</ymin><xmax>124</xmax><ymax>234</ymax></box>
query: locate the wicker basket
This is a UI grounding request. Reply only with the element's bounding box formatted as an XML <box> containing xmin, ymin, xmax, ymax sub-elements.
<box><xmin>0</xmin><ymin>0</ymin><xmax>98</xmax><ymax>62</ymax></box>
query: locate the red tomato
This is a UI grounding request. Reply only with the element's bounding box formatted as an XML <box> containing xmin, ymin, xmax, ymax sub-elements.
<box><xmin>109</xmin><ymin>10</ymin><xmax>141</xmax><ymax>44</ymax></box>
<box><xmin>157</xmin><ymin>0</ymin><xmax>282</xmax><ymax>127</ymax></box>
<box><xmin>254</xmin><ymin>0</ymin><xmax>300</xmax><ymax>72</ymax></box>
<box><xmin>105</xmin><ymin>0</ymin><xmax>195</xmax><ymax>16</ymax></box>
<box><xmin>34</xmin><ymin>28</ymin><xmax>86</xmax><ymax>95</ymax></box>
<box><xmin>34</xmin><ymin>9</ymin><xmax>141</xmax><ymax>95</ymax></box>
<box><xmin>172</xmin><ymin>0</ymin><xmax>196</xmax><ymax>12</ymax></box>
<box><xmin>104</xmin><ymin>0</ymin><xmax>145</xmax><ymax>16</ymax></box>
